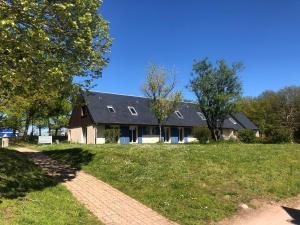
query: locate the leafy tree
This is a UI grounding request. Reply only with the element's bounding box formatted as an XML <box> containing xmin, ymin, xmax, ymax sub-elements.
<box><xmin>0</xmin><ymin>0</ymin><xmax>111</xmax><ymax>131</ymax></box>
<box><xmin>190</xmin><ymin>58</ymin><xmax>243</xmax><ymax>141</ymax></box>
<box><xmin>238</xmin><ymin>86</ymin><xmax>300</xmax><ymax>140</ymax></box>
<box><xmin>277</xmin><ymin>87</ymin><xmax>300</xmax><ymax>136</ymax></box>
<box><xmin>104</xmin><ymin>128</ymin><xmax>120</xmax><ymax>143</ymax></box>
<box><xmin>191</xmin><ymin>126</ymin><xmax>211</xmax><ymax>144</ymax></box>
<box><xmin>142</xmin><ymin>64</ymin><xmax>182</xmax><ymax>141</ymax></box>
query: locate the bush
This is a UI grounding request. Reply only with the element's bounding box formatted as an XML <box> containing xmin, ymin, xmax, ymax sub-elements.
<box><xmin>192</xmin><ymin>126</ymin><xmax>211</xmax><ymax>144</ymax></box>
<box><xmin>294</xmin><ymin>128</ymin><xmax>300</xmax><ymax>143</ymax></box>
<box><xmin>104</xmin><ymin>128</ymin><xmax>120</xmax><ymax>143</ymax></box>
<box><xmin>265</xmin><ymin>127</ymin><xmax>293</xmax><ymax>143</ymax></box>
<box><xmin>238</xmin><ymin>129</ymin><xmax>256</xmax><ymax>143</ymax></box>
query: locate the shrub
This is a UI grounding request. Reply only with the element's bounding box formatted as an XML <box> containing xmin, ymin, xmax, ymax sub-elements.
<box><xmin>238</xmin><ymin>129</ymin><xmax>256</xmax><ymax>143</ymax></box>
<box><xmin>265</xmin><ymin>127</ymin><xmax>293</xmax><ymax>143</ymax></box>
<box><xmin>294</xmin><ymin>128</ymin><xmax>300</xmax><ymax>143</ymax></box>
<box><xmin>104</xmin><ymin>128</ymin><xmax>120</xmax><ymax>143</ymax></box>
<box><xmin>192</xmin><ymin>126</ymin><xmax>211</xmax><ymax>144</ymax></box>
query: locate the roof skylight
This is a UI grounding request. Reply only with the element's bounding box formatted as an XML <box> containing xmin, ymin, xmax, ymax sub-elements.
<box><xmin>107</xmin><ymin>106</ymin><xmax>115</xmax><ymax>113</ymax></box>
<box><xmin>197</xmin><ymin>112</ymin><xmax>206</xmax><ymax>120</ymax></box>
<box><xmin>229</xmin><ymin>117</ymin><xmax>237</xmax><ymax>124</ymax></box>
<box><xmin>175</xmin><ymin>111</ymin><xmax>184</xmax><ymax>119</ymax></box>
<box><xmin>128</xmin><ymin>106</ymin><xmax>138</xmax><ymax>116</ymax></box>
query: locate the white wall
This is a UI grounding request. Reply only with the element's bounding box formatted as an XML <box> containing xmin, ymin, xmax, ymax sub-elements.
<box><xmin>142</xmin><ymin>135</ymin><xmax>160</xmax><ymax>143</ymax></box>
<box><xmin>222</xmin><ymin>129</ymin><xmax>238</xmax><ymax>140</ymax></box>
<box><xmin>187</xmin><ymin>137</ymin><xmax>198</xmax><ymax>143</ymax></box>
<box><xmin>255</xmin><ymin>130</ymin><xmax>260</xmax><ymax>137</ymax></box>
<box><xmin>86</xmin><ymin>126</ymin><xmax>96</xmax><ymax>144</ymax></box>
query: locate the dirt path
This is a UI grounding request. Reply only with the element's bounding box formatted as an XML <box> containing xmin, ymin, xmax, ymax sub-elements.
<box><xmin>219</xmin><ymin>199</ymin><xmax>300</xmax><ymax>225</ymax></box>
<box><xmin>16</xmin><ymin>147</ymin><xmax>179</xmax><ymax>225</ymax></box>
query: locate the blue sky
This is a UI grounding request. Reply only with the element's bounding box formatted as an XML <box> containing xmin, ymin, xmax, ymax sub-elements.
<box><xmin>93</xmin><ymin>0</ymin><xmax>300</xmax><ymax>100</ymax></box>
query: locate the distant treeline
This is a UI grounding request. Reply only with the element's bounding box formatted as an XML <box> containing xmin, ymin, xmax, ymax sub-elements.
<box><xmin>238</xmin><ymin>86</ymin><xmax>300</xmax><ymax>141</ymax></box>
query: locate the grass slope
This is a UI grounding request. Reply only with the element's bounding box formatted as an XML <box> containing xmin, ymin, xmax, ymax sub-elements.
<box><xmin>0</xmin><ymin>148</ymin><xmax>102</xmax><ymax>225</ymax></box>
<box><xmin>38</xmin><ymin>143</ymin><xmax>300</xmax><ymax>225</ymax></box>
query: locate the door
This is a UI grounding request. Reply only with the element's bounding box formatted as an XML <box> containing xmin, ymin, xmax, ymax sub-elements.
<box><xmin>129</xmin><ymin>126</ymin><xmax>138</xmax><ymax>143</ymax></box>
<box><xmin>178</xmin><ymin>127</ymin><xmax>184</xmax><ymax>143</ymax></box>
<box><xmin>164</xmin><ymin>127</ymin><xmax>170</xmax><ymax>143</ymax></box>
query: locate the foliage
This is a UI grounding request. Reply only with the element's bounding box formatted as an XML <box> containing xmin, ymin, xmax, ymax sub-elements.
<box><xmin>40</xmin><ymin>143</ymin><xmax>300</xmax><ymax>225</ymax></box>
<box><xmin>191</xmin><ymin>126</ymin><xmax>211</xmax><ymax>143</ymax></box>
<box><xmin>142</xmin><ymin>64</ymin><xmax>182</xmax><ymax>140</ymax></box>
<box><xmin>0</xmin><ymin>0</ymin><xmax>111</xmax><ymax>137</ymax></box>
<box><xmin>104</xmin><ymin>128</ymin><xmax>120</xmax><ymax>143</ymax></box>
<box><xmin>238</xmin><ymin>86</ymin><xmax>300</xmax><ymax>139</ymax></box>
<box><xmin>238</xmin><ymin>129</ymin><xmax>256</xmax><ymax>143</ymax></box>
<box><xmin>190</xmin><ymin>58</ymin><xmax>243</xmax><ymax>141</ymax></box>
<box><xmin>265</xmin><ymin>127</ymin><xmax>293</xmax><ymax>143</ymax></box>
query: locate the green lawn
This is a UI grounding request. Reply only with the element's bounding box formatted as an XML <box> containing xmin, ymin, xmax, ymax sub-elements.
<box><xmin>36</xmin><ymin>143</ymin><xmax>300</xmax><ymax>225</ymax></box>
<box><xmin>0</xmin><ymin>148</ymin><xmax>102</xmax><ymax>225</ymax></box>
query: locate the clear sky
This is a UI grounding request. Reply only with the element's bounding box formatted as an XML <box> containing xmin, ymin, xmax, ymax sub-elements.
<box><xmin>92</xmin><ymin>0</ymin><xmax>300</xmax><ymax>100</ymax></box>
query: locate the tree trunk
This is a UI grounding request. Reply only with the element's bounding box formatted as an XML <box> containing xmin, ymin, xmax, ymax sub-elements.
<box><xmin>159</xmin><ymin>124</ymin><xmax>162</xmax><ymax>142</ymax></box>
<box><xmin>55</xmin><ymin>128</ymin><xmax>59</xmax><ymax>136</ymax></box>
<box><xmin>30</xmin><ymin>118</ymin><xmax>34</xmax><ymax>139</ymax></box>
<box><xmin>213</xmin><ymin>129</ymin><xmax>222</xmax><ymax>141</ymax></box>
<box><xmin>48</xmin><ymin>119</ymin><xmax>51</xmax><ymax>135</ymax></box>
<box><xmin>23</xmin><ymin>116</ymin><xmax>31</xmax><ymax>141</ymax></box>
<box><xmin>38</xmin><ymin>127</ymin><xmax>42</xmax><ymax>136</ymax></box>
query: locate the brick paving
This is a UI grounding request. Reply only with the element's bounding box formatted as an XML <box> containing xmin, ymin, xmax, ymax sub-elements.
<box><xmin>16</xmin><ymin>147</ymin><xmax>179</xmax><ymax>225</ymax></box>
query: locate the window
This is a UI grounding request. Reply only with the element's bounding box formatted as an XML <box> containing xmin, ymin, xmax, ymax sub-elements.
<box><xmin>229</xmin><ymin>117</ymin><xmax>237</xmax><ymax>124</ymax></box>
<box><xmin>107</xmin><ymin>105</ymin><xmax>115</xmax><ymax>113</ymax></box>
<box><xmin>197</xmin><ymin>112</ymin><xmax>206</xmax><ymax>120</ymax></box>
<box><xmin>144</xmin><ymin>126</ymin><xmax>157</xmax><ymax>135</ymax></box>
<box><xmin>175</xmin><ymin>110</ymin><xmax>184</xmax><ymax>119</ymax></box>
<box><xmin>81</xmin><ymin>106</ymin><xmax>88</xmax><ymax>117</ymax></box>
<box><xmin>128</xmin><ymin>106</ymin><xmax>138</xmax><ymax>116</ymax></box>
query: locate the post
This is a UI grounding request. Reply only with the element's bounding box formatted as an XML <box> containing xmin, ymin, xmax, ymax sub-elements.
<box><xmin>1</xmin><ymin>136</ymin><xmax>9</xmax><ymax>148</ymax></box>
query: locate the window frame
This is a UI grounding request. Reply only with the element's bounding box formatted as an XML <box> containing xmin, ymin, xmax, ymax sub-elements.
<box><xmin>128</xmin><ymin>106</ymin><xmax>138</xmax><ymax>116</ymax></box>
<box><xmin>175</xmin><ymin>110</ymin><xmax>184</xmax><ymax>119</ymax></box>
<box><xmin>197</xmin><ymin>112</ymin><xmax>206</xmax><ymax>120</ymax></box>
<box><xmin>107</xmin><ymin>105</ymin><xmax>116</xmax><ymax>113</ymax></box>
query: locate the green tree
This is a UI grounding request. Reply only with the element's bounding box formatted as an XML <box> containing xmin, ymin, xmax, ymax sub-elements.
<box><xmin>190</xmin><ymin>58</ymin><xmax>243</xmax><ymax>141</ymax></box>
<box><xmin>238</xmin><ymin>87</ymin><xmax>300</xmax><ymax>139</ymax></box>
<box><xmin>142</xmin><ymin>64</ymin><xmax>182</xmax><ymax>141</ymax></box>
<box><xmin>0</xmin><ymin>0</ymin><xmax>111</xmax><ymax>128</ymax></box>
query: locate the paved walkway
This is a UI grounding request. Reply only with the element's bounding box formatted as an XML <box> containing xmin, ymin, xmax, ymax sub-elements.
<box><xmin>16</xmin><ymin>147</ymin><xmax>179</xmax><ymax>225</ymax></box>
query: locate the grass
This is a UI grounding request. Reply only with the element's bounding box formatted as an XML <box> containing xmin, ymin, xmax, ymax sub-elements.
<box><xmin>0</xmin><ymin>148</ymin><xmax>102</xmax><ymax>225</ymax></box>
<box><xmin>36</xmin><ymin>143</ymin><xmax>300</xmax><ymax>225</ymax></box>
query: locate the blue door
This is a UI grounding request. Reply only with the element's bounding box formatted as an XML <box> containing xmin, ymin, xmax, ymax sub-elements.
<box><xmin>171</xmin><ymin>127</ymin><xmax>179</xmax><ymax>144</ymax></box>
<box><xmin>120</xmin><ymin>126</ymin><xmax>130</xmax><ymax>144</ymax></box>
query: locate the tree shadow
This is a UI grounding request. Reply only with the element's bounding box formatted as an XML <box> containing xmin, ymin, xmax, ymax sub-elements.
<box><xmin>0</xmin><ymin>149</ymin><xmax>56</xmax><ymax>199</ymax></box>
<box><xmin>0</xmin><ymin>148</ymin><xmax>94</xmax><ymax>200</ymax></box>
<box><xmin>42</xmin><ymin>148</ymin><xmax>94</xmax><ymax>169</ymax></box>
<box><xmin>282</xmin><ymin>206</ymin><xmax>300</xmax><ymax>225</ymax></box>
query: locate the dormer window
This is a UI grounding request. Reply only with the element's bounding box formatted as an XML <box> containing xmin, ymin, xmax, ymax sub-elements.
<box><xmin>229</xmin><ymin>117</ymin><xmax>237</xmax><ymax>124</ymax></box>
<box><xmin>197</xmin><ymin>112</ymin><xmax>206</xmax><ymax>120</ymax></box>
<box><xmin>128</xmin><ymin>106</ymin><xmax>138</xmax><ymax>116</ymax></box>
<box><xmin>107</xmin><ymin>106</ymin><xmax>115</xmax><ymax>113</ymax></box>
<box><xmin>175</xmin><ymin>110</ymin><xmax>184</xmax><ymax>119</ymax></box>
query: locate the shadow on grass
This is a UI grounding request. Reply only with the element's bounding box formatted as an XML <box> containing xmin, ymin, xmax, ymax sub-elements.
<box><xmin>0</xmin><ymin>148</ymin><xmax>94</xmax><ymax>200</ymax></box>
<box><xmin>42</xmin><ymin>148</ymin><xmax>94</xmax><ymax>169</ymax></box>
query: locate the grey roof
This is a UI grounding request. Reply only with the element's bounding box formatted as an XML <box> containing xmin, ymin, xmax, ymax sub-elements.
<box><xmin>232</xmin><ymin>112</ymin><xmax>259</xmax><ymax>130</ymax></box>
<box><xmin>83</xmin><ymin>91</ymin><xmax>257</xmax><ymax>130</ymax></box>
